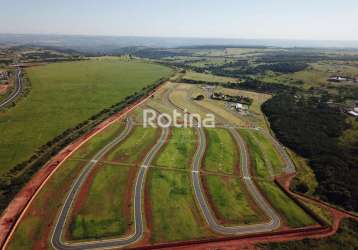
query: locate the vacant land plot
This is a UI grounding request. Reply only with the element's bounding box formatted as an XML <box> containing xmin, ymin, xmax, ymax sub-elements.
<box><xmin>251</xmin><ymin>131</ymin><xmax>284</xmax><ymax>175</ymax></box>
<box><xmin>154</xmin><ymin>128</ymin><xmax>196</xmax><ymax>169</ymax></box>
<box><xmin>203</xmin><ymin>175</ymin><xmax>263</xmax><ymax>225</ymax></box>
<box><xmin>69</xmin><ymin>164</ymin><xmax>134</xmax><ymax>240</ymax></box>
<box><xmin>183</xmin><ymin>71</ymin><xmax>239</xmax><ymax>83</ymax></box>
<box><xmin>258</xmin><ymin>180</ymin><xmax>315</xmax><ymax>228</ymax></box>
<box><xmin>105</xmin><ymin>126</ymin><xmax>159</xmax><ymax>164</ymax></box>
<box><xmin>6</xmin><ymin>159</ymin><xmax>87</xmax><ymax>250</ymax></box>
<box><xmin>71</xmin><ymin>121</ymin><xmax>125</xmax><ymax>160</ymax></box>
<box><xmin>148</xmin><ymin>169</ymin><xmax>211</xmax><ymax>243</ymax></box>
<box><xmin>0</xmin><ymin>59</ymin><xmax>173</xmax><ymax>175</ymax></box>
<box><xmin>239</xmin><ymin>129</ymin><xmax>272</xmax><ymax>179</ymax></box>
<box><xmin>204</xmin><ymin>128</ymin><xmax>238</xmax><ymax>175</ymax></box>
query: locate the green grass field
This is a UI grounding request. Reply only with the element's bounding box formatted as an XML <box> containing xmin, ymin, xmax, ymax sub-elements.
<box><xmin>258</xmin><ymin>180</ymin><xmax>315</xmax><ymax>228</ymax></box>
<box><xmin>239</xmin><ymin>129</ymin><xmax>315</xmax><ymax>227</ymax></box>
<box><xmin>204</xmin><ymin>128</ymin><xmax>238</xmax><ymax>174</ymax></box>
<box><xmin>154</xmin><ymin>128</ymin><xmax>196</xmax><ymax>169</ymax></box>
<box><xmin>105</xmin><ymin>126</ymin><xmax>158</xmax><ymax>164</ymax></box>
<box><xmin>6</xmin><ymin>159</ymin><xmax>87</xmax><ymax>250</ymax></box>
<box><xmin>0</xmin><ymin>59</ymin><xmax>173</xmax><ymax>175</ymax></box>
<box><xmin>69</xmin><ymin>164</ymin><xmax>134</xmax><ymax>240</ymax></box>
<box><xmin>183</xmin><ymin>70</ymin><xmax>239</xmax><ymax>83</ymax></box>
<box><xmin>71</xmin><ymin>121</ymin><xmax>125</xmax><ymax>160</ymax></box>
<box><xmin>251</xmin><ymin>131</ymin><xmax>284</xmax><ymax>175</ymax></box>
<box><xmin>148</xmin><ymin>169</ymin><xmax>210</xmax><ymax>243</ymax></box>
<box><xmin>239</xmin><ymin>129</ymin><xmax>271</xmax><ymax>179</ymax></box>
<box><xmin>204</xmin><ymin>175</ymin><xmax>263</xmax><ymax>225</ymax></box>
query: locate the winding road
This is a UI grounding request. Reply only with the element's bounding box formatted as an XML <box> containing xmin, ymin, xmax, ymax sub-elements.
<box><xmin>0</xmin><ymin>68</ymin><xmax>23</xmax><ymax>109</ymax></box>
<box><xmin>166</xmin><ymin>83</ymin><xmax>282</xmax><ymax>234</ymax></box>
<box><xmin>51</xmin><ymin>118</ymin><xmax>169</xmax><ymax>250</ymax></box>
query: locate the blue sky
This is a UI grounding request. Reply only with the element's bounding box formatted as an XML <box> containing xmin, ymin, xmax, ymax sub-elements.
<box><xmin>0</xmin><ymin>0</ymin><xmax>357</xmax><ymax>40</ymax></box>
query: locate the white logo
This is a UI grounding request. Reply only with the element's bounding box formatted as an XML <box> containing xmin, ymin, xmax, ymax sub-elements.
<box><xmin>143</xmin><ymin>109</ymin><xmax>215</xmax><ymax>128</ymax></box>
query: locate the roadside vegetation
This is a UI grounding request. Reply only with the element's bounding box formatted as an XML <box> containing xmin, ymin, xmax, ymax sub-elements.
<box><xmin>263</xmin><ymin>219</ymin><xmax>358</xmax><ymax>250</ymax></box>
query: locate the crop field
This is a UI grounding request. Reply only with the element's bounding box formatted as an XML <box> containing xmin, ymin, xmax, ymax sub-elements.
<box><xmin>0</xmin><ymin>58</ymin><xmax>173</xmax><ymax>175</ymax></box>
<box><xmin>69</xmin><ymin>164</ymin><xmax>134</xmax><ymax>240</ymax></box>
<box><xmin>203</xmin><ymin>175</ymin><xmax>264</xmax><ymax>225</ymax></box>
<box><xmin>183</xmin><ymin>71</ymin><xmax>239</xmax><ymax>83</ymax></box>
<box><xmin>154</xmin><ymin>128</ymin><xmax>196</xmax><ymax>170</ymax></box>
<box><xmin>6</xmin><ymin>159</ymin><xmax>88</xmax><ymax>250</ymax></box>
<box><xmin>147</xmin><ymin>169</ymin><xmax>211</xmax><ymax>243</ymax></box>
<box><xmin>105</xmin><ymin>126</ymin><xmax>159</xmax><ymax>164</ymax></box>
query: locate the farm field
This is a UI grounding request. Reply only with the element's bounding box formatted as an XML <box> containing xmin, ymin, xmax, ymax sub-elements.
<box><xmin>147</xmin><ymin>169</ymin><xmax>211</xmax><ymax>243</ymax></box>
<box><xmin>183</xmin><ymin>70</ymin><xmax>239</xmax><ymax>83</ymax></box>
<box><xmin>0</xmin><ymin>58</ymin><xmax>173</xmax><ymax>175</ymax></box>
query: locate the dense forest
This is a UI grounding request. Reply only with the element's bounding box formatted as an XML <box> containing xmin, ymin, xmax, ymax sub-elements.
<box><xmin>262</xmin><ymin>92</ymin><xmax>358</xmax><ymax>211</ymax></box>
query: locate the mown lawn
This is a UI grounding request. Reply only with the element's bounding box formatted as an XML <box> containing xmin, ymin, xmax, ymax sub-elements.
<box><xmin>148</xmin><ymin>169</ymin><xmax>210</xmax><ymax>243</ymax></box>
<box><xmin>0</xmin><ymin>58</ymin><xmax>173</xmax><ymax>175</ymax></box>
<box><xmin>154</xmin><ymin>128</ymin><xmax>196</xmax><ymax>169</ymax></box>
<box><xmin>105</xmin><ymin>126</ymin><xmax>158</xmax><ymax>164</ymax></box>
<box><xmin>204</xmin><ymin>128</ymin><xmax>238</xmax><ymax>174</ymax></box>
<box><xmin>204</xmin><ymin>175</ymin><xmax>263</xmax><ymax>225</ymax></box>
<box><xmin>69</xmin><ymin>164</ymin><xmax>134</xmax><ymax>240</ymax></box>
<box><xmin>6</xmin><ymin>159</ymin><xmax>87</xmax><ymax>250</ymax></box>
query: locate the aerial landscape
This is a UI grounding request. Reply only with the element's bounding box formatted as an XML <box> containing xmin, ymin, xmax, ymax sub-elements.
<box><xmin>0</xmin><ymin>1</ymin><xmax>358</xmax><ymax>249</ymax></box>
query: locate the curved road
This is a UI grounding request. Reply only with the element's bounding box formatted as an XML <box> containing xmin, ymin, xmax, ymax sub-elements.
<box><xmin>51</xmin><ymin>118</ymin><xmax>169</xmax><ymax>250</ymax></box>
<box><xmin>0</xmin><ymin>68</ymin><xmax>23</xmax><ymax>109</ymax></box>
<box><xmin>166</xmin><ymin>84</ymin><xmax>281</xmax><ymax>234</ymax></box>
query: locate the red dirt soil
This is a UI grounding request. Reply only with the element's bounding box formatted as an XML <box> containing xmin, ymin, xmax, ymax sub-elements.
<box><xmin>0</xmin><ymin>84</ymin><xmax>9</xmax><ymax>95</ymax></box>
<box><xmin>0</xmin><ymin>85</ymin><xmax>163</xmax><ymax>249</ymax></box>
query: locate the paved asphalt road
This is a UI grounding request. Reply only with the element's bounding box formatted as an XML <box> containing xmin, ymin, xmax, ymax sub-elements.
<box><xmin>192</xmin><ymin>126</ymin><xmax>281</xmax><ymax>235</ymax></box>
<box><xmin>0</xmin><ymin>68</ymin><xmax>23</xmax><ymax>109</ymax></box>
<box><xmin>166</xmin><ymin>85</ymin><xmax>282</xmax><ymax>234</ymax></box>
<box><xmin>51</xmin><ymin>117</ymin><xmax>170</xmax><ymax>250</ymax></box>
